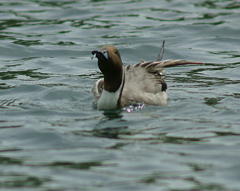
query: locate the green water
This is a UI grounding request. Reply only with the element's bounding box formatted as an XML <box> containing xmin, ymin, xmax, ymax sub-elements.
<box><xmin>0</xmin><ymin>0</ymin><xmax>240</xmax><ymax>190</ymax></box>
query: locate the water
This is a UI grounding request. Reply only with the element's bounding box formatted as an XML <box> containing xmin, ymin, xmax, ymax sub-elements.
<box><xmin>0</xmin><ymin>0</ymin><xmax>240</xmax><ymax>190</ymax></box>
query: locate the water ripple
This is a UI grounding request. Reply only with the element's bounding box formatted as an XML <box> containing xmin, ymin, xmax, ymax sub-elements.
<box><xmin>1</xmin><ymin>0</ymin><xmax>240</xmax><ymax>191</ymax></box>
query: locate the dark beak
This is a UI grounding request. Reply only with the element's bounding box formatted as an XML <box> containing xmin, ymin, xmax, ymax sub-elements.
<box><xmin>91</xmin><ymin>50</ymin><xmax>100</xmax><ymax>59</ymax></box>
<box><xmin>91</xmin><ymin>50</ymin><xmax>99</xmax><ymax>56</ymax></box>
<box><xmin>91</xmin><ymin>50</ymin><xmax>108</xmax><ymax>61</ymax></box>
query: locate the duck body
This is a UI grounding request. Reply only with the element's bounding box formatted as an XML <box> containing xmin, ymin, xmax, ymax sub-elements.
<box><xmin>92</xmin><ymin>45</ymin><xmax>202</xmax><ymax>110</ymax></box>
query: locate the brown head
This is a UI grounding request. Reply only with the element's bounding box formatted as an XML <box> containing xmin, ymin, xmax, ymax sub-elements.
<box><xmin>92</xmin><ymin>45</ymin><xmax>124</xmax><ymax>92</ymax></box>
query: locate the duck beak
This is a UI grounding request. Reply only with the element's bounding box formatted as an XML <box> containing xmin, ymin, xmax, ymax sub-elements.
<box><xmin>91</xmin><ymin>50</ymin><xmax>99</xmax><ymax>60</ymax></box>
<box><xmin>91</xmin><ymin>50</ymin><xmax>108</xmax><ymax>61</ymax></box>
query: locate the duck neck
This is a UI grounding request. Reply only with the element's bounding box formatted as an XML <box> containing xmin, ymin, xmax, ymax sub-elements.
<box><xmin>97</xmin><ymin>70</ymin><xmax>125</xmax><ymax>110</ymax></box>
<box><xmin>103</xmin><ymin>66</ymin><xmax>123</xmax><ymax>92</ymax></box>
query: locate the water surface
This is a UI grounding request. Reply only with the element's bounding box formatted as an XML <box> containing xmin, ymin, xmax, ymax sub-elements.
<box><xmin>0</xmin><ymin>0</ymin><xmax>240</xmax><ymax>190</ymax></box>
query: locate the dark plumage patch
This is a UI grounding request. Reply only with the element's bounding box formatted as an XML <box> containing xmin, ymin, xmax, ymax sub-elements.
<box><xmin>146</xmin><ymin>63</ymin><xmax>160</xmax><ymax>70</ymax></box>
<box><xmin>134</xmin><ymin>63</ymin><xmax>141</xmax><ymax>67</ymax></box>
<box><xmin>161</xmin><ymin>81</ymin><xmax>167</xmax><ymax>91</ymax></box>
<box><xmin>140</xmin><ymin>62</ymin><xmax>151</xmax><ymax>67</ymax></box>
<box><xmin>126</xmin><ymin>65</ymin><xmax>131</xmax><ymax>70</ymax></box>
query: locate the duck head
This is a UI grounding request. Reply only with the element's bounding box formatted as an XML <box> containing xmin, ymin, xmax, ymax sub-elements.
<box><xmin>92</xmin><ymin>45</ymin><xmax>124</xmax><ymax>92</ymax></box>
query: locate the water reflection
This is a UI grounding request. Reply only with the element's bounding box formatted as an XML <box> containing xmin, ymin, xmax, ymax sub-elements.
<box><xmin>195</xmin><ymin>1</ymin><xmax>240</xmax><ymax>9</ymax></box>
<box><xmin>0</xmin><ymin>69</ymin><xmax>50</xmax><ymax>80</ymax></box>
<box><xmin>47</xmin><ymin>161</ymin><xmax>103</xmax><ymax>170</ymax></box>
<box><xmin>103</xmin><ymin>109</ymin><xmax>123</xmax><ymax>119</ymax></box>
<box><xmin>0</xmin><ymin>83</ymin><xmax>12</xmax><ymax>89</ymax></box>
<box><xmin>92</xmin><ymin>126</ymin><xmax>129</xmax><ymax>139</ymax></box>
<box><xmin>92</xmin><ymin>110</ymin><xmax>129</xmax><ymax>139</ymax></box>
<box><xmin>0</xmin><ymin>175</ymin><xmax>48</xmax><ymax>188</ymax></box>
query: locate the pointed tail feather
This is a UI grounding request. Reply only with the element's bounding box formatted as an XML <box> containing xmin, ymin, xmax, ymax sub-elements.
<box><xmin>156</xmin><ymin>40</ymin><xmax>165</xmax><ymax>61</ymax></box>
<box><xmin>157</xmin><ymin>60</ymin><xmax>204</xmax><ymax>68</ymax></box>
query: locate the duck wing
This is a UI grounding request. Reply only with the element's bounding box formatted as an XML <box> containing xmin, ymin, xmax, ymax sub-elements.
<box><xmin>121</xmin><ymin>61</ymin><xmax>167</xmax><ymax>106</ymax></box>
<box><xmin>120</xmin><ymin>60</ymin><xmax>203</xmax><ymax>106</ymax></box>
<box><xmin>92</xmin><ymin>78</ymin><xmax>104</xmax><ymax>99</ymax></box>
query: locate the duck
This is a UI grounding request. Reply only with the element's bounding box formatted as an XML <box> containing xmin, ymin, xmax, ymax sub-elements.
<box><xmin>91</xmin><ymin>43</ymin><xmax>203</xmax><ymax>110</ymax></box>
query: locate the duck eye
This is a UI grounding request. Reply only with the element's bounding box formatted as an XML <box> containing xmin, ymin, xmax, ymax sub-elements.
<box><xmin>103</xmin><ymin>50</ymin><xmax>108</xmax><ymax>60</ymax></box>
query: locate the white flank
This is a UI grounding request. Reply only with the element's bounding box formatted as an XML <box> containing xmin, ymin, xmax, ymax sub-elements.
<box><xmin>158</xmin><ymin>91</ymin><xmax>168</xmax><ymax>105</ymax></box>
<box><xmin>93</xmin><ymin>79</ymin><xmax>103</xmax><ymax>99</ymax></box>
